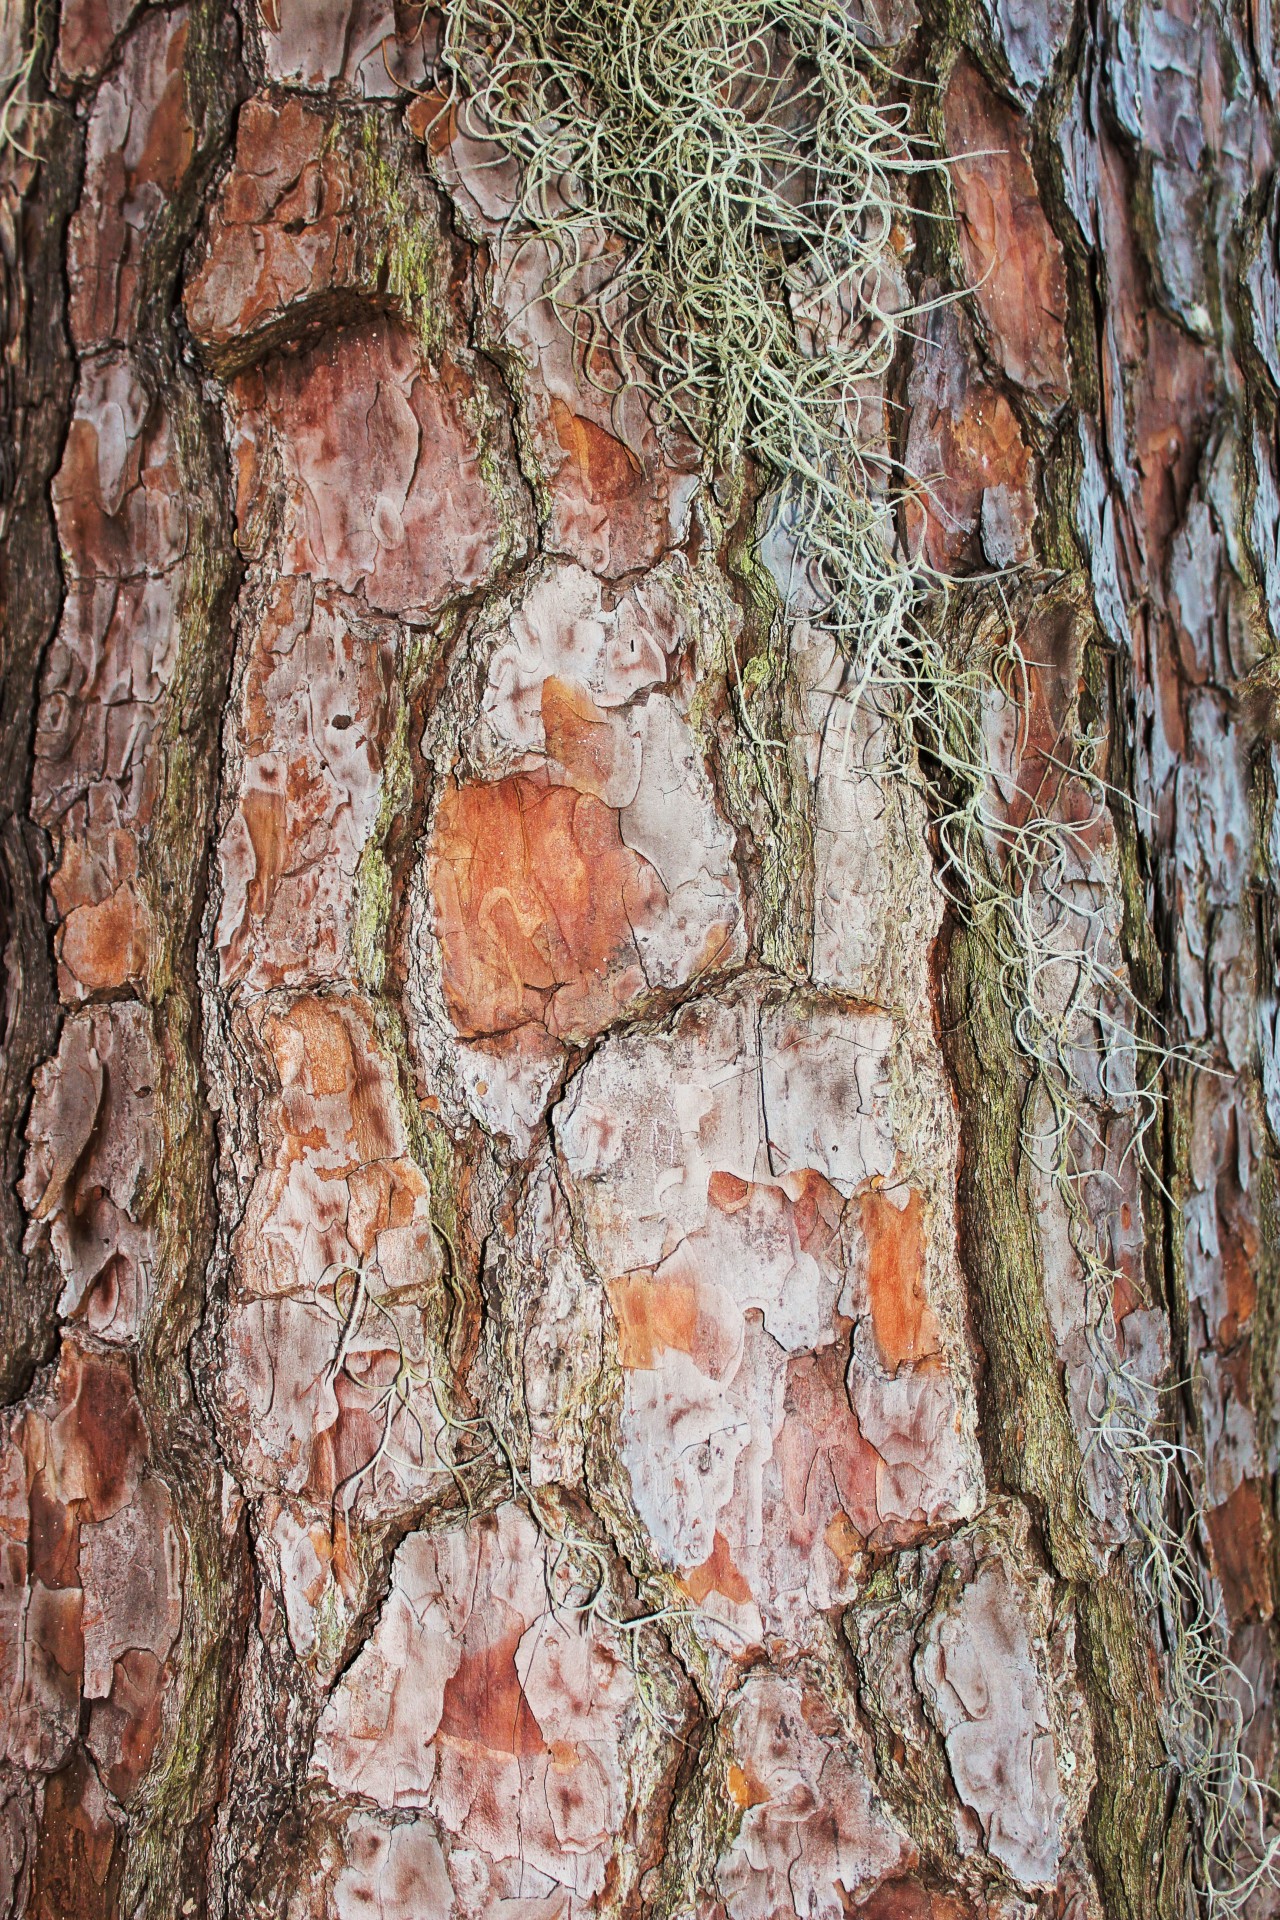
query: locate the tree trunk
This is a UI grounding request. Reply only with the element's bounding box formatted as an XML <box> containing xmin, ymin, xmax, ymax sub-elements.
<box><xmin>1</xmin><ymin>2</ymin><xmax>1278</xmax><ymax>1917</ymax></box>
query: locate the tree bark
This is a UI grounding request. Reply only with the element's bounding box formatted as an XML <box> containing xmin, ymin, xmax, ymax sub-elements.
<box><xmin>1</xmin><ymin>2</ymin><xmax>1278</xmax><ymax>1917</ymax></box>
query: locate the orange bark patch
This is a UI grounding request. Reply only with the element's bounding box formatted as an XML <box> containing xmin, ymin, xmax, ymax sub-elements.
<box><xmin>824</xmin><ymin>1510</ymin><xmax>865</xmax><ymax>1573</ymax></box>
<box><xmin>239</xmin><ymin>786</ymin><xmax>288</xmax><ymax>925</ymax></box>
<box><xmin>139</xmin><ymin>17</ymin><xmax>195</xmax><ymax>187</ymax></box>
<box><xmin>707</xmin><ymin>1169</ymin><xmax>752</xmax><ymax>1214</ymax></box>
<box><xmin>49</xmin><ymin>1344</ymin><xmax>149</xmax><ymax>1522</ymax></box>
<box><xmin>857</xmin><ymin>1878</ymin><xmax>977</xmax><ymax>1920</ymax></box>
<box><xmin>965</xmin><ymin>390</ymin><xmax>1032</xmax><ymax>476</ymax></box>
<box><xmin>27</xmin><ymin>1585</ymin><xmax>84</xmax><ymax>1687</ymax></box>
<box><xmin>263</xmin><ymin>996</ymin><xmax>400</xmax><ymax>1170</ymax></box>
<box><xmin>861</xmin><ymin>1189</ymin><xmax>940</xmax><ymax>1372</ymax></box>
<box><xmin>437</xmin><ymin>1619</ymin><xmax>546</xmax><ymax>1759</ymax></box>
<box><xmin>406</xmin><ymin>89</ymin><xmax>455</xmax><ymax>156</ymax></box>
<box><xmin>541</xmin><ymin>675</ymin><xmax>628</xmax><ymax>800</ymax></box>
<box><xmin>550</xmin><ymin>397</ymin><xmax>642</xmax><ymax>503</ymax></box>
<box><xmin>682</xmin><ymin>1530</ymin><xmax>754</xmax><ymax>1609</ymax></box>
<box><xmin>726</xmin><ymin>1761</ymin><xmax>770</xmax><ymax>1810</ymax></box>
<box><xmin>943</xmin><ymin>58</ymin><xmax>1068</xmax><ymax>401</ymax></box>
<box><xmin>1206</xmin><ymin>1478</ymin><xmax>1274</xmax><ymax>1627</ymax></box>
<box><xmin>1111</xmin><ymin>1265</ymin><xmax>1142</xmax><ymax>1331</ymax></box>
<box><xmin>1217</xmin><ymin>1161</ymin><xmax>1261</xmax><ymax>1348</ymax></box>
<box><xmin>57</xmin><ymin>885</ymin><xmax>150</xmax><ymax>998</ymax></box>
<box><xmin>271</xmin><ymin>996</ymin><xmax>354</xmax><ymax>1099</ymax></box>
<box><xmin>947</xmin><ymin>386</ymin><xmax>1032</xmax><ymax>498</ymax></box>
<box><xmin>609</xmin><ymin>1274</ymin><xmax>699</xmax><ymax>1370</ymax></box>
<box><xmin>430</xmin><ymin>771</ymin><xmax>661</xmax><ymax>1042</ymax></box>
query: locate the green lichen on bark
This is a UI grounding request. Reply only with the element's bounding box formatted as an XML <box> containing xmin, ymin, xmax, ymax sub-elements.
<box><xmin>1075</xmin><ymin>1571</ymin><xmax>1193</xmax><ymax>1919</ymax></box>
<box><xmin>357</xmin><ymin>111</ymin><xmax>447</xmax><ymax>360</ymax></box>
<box><xmin>940</xmin><ymin>913</ymin><xmax>1096</xmax><ymax>1579</ymax></box>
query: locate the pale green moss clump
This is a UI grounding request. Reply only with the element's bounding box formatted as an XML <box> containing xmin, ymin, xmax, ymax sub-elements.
<box><xmin>441</xmin><ymin>0</ymin><xmax>931</xmax><ymax>691</ymax></box>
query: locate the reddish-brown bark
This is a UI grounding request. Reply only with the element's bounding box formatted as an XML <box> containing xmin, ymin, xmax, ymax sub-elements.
<box><xmin>0</xmin><ymin>2</ymin><xmax>1278</xmax><ymax>1917</ymax></box>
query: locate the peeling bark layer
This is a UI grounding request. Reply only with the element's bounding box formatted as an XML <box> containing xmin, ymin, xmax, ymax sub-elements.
<box><xmin>2</xmin><ymin>2</ymin><xmax>1280</xmax><ymax>1918</ymax></box>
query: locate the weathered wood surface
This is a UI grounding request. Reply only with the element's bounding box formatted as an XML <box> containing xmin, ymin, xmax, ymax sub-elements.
<box><xmin>0</xmin><ymin>1</ymin><xmax>1278</xmax><ymax>1916</ymax></box>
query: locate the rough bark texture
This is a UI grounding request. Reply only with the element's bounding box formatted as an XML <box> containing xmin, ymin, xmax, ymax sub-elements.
<box><xmin>1</xmin><ymin>1</ymin><xmax>1279</xmax><ymax>1917</ymax></box>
